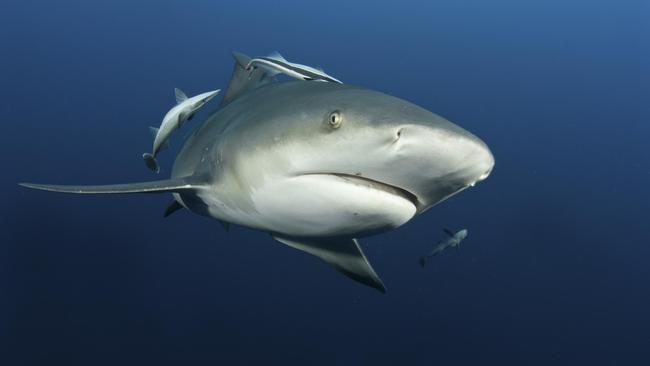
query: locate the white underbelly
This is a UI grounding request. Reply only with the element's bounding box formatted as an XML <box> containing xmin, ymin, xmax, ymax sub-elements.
<box><xmin>204</xmin><ymin>174</ymin><xmax>416</xmax><ymax>238</ymax></box>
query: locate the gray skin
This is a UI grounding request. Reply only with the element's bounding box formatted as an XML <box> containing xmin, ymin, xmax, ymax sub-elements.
<box><xmin>19</xmin><ymin>52</ymin><xmax>494</xmax><ymax>293</ymax></box>
<box><xmin>420</xmin><ymin>229</ymin><xmax>468</xmax><ymax>267</ymax></box>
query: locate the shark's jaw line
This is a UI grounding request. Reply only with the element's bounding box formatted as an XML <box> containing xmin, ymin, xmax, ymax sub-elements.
<box><xmin>300</xmin><ymin>173</ymin><xmax>420</xmax><ymax>209</ymax></box>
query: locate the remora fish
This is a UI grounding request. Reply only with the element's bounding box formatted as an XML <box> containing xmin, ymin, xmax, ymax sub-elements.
<box><xmin>246</xmin><ymin>51</ymin><xmax>343</xmax><ymax>83</ymax></box>
<box><xmin>142</xmin><ymin>88</ymin><xmax>220</xmax><ymax>173</ymax></box>
<box><xmin>20</xmin><ymin>52</ymin><xmax>493</xmax><ymax>293</ymax></box>
<box><xmin>419</xmin><ymin>229</ymin><xmax>468</xmax><ymax>267</ymax></box>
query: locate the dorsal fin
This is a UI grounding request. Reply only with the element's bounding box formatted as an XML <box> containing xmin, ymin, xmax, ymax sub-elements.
<box><xmin>175</xmin><ymin>88</ymin><xmax>188</xmax><ymax>104</ymax></box>
<box><xmin>220</xmin><ymin>51</ymin><xmax>277</xmax><ymax>107</ymax></box>
<box><xmin>148</xmin><ymin>126</ymin><xmax>159</xmax><ymax>138</ymax></box>
<box><xmin>267</xmin><ymin>51</ymin><xmax>287</xmax><ymax>62</ymax></box>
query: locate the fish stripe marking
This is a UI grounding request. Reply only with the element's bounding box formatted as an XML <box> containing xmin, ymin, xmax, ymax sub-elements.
<box><xmin>259</xmin><ymin>57</ymin><xmax>339</xmax><ymax>83</ymax></box>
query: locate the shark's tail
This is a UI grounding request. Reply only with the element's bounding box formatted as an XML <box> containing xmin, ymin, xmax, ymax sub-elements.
<box><xmin>142</xmin><ymin>153</ymin><xmax>160</xmax><ymax>173</ymax></box>
<box><xmin>419</xmin><ymin>256</ymin><xmax>427</xmax><ymax>267</ymax></box>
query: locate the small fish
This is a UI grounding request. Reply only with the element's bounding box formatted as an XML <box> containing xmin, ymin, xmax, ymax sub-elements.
<box><xmin>245</xmin><ymin>51</ymin><xmax>342</xmax><ymax>83</ymax></box>
<box><xmin>419</xmin><ymin>228</ymin><xmax>468</xmax><ymax>267</ymax></box>
<box><xmin>143</xmin><ymin>88</ymin><xmax>220</xmax><ymax>173</ymax></box>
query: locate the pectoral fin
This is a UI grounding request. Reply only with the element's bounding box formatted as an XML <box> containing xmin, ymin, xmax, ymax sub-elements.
<box><xmin>443</xmin><ymin>228</ymin><xmax>455</xmax><ymax>237</ymax></box>
<box><xmin>163</xmin><ymin>199</ymin><xmax>184</xmax><ymax>218</ymax></box>
<box><xmin>18</xmin><ymin>176</ymin><xmax>203</xmax><ymax>194</ymax></box>
<box><xmin>272</xmin><ymin>235</ymin><xmax>386</xmax><ymax>293</ymax></box>
<box><xmin>218</xmin><ymin>220</ymin><xmax>230</xmax><ymax>232</ymax></box>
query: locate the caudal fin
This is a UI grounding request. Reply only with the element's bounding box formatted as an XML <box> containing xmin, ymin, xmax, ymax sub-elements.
<box><xmin>142</xmin><ymin>153</ymin><xmax>160</xmax><ymax>173</ymax></box>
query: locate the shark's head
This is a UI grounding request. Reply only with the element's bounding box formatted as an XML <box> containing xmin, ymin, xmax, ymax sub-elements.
<box><xmin>190</xmin><ymin>90</ymin><xmax>221</xmax><ymax>111</ymax></box>
<box><xmin>180</xmin><ymin>82</ymin><xmax>493</xmax><ymax>238</ymax></box>
<box><xmin>456</xmin><ymin>229</ymin><xmax>468</xmax><ymax>240</ymax></box>
<box><xmin>280</xmin><ymin>84</ymin><xmax>495</xmax><ymax>213</ymax></box>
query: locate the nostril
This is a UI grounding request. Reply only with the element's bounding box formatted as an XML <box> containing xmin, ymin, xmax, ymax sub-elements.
<box><xmin>395</xmin><ymin>128</ymin><xmax>403</xmax><ymax>140</ymax></box>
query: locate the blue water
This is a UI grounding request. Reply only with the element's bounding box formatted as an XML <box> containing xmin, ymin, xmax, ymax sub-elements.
<box><xmin>2</xmin><ymin>0</ymin><xmax>647</xmax><ymax>364</ymax></box>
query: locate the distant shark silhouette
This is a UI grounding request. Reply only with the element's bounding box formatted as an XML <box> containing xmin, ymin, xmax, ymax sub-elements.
<box><xmin>19</xmin><ymin>51</ymin><xmax>494</xmax><ymax>293</ymax></box>
<box><xmin>143</xmin><ymin>88</ymin><xmax>220</xmax><ymax>173</ymax></box>
<box><xmin>420</xmin><ymin>228</ymin><xmax>468</xmax><ymax>267</ymax></box>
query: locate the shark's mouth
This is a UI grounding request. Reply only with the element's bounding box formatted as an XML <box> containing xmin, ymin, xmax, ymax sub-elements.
<box><xmin>318</xmin><ymin>173</ymin><xmax>420</xmax><ymax>208</ymax></box>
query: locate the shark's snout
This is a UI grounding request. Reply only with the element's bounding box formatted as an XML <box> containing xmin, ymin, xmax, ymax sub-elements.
<box><xmin>397</xmin><ymin>123</ymin><xmax>493</xmax><ymax>177</ymax></box>
<box><xmin>475</xmin><ymin>150</ymin><xmax>494</xmax><ymax>183</ymax></box>
<box><xmin>464</xmin><ymin>136</ymin><xmax>494</xmax><ymax>186</ymax></box>
<box><xmin>379</xmin><ymin>122</ymin><xmax>494</xmax><ymax>210</ymax></box>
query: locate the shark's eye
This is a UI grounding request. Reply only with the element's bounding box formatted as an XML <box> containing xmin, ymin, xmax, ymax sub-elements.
<box><xmin>328</xmin><ymin>111</ymin><xmax>342</xmax><ymax>129</ymax></box>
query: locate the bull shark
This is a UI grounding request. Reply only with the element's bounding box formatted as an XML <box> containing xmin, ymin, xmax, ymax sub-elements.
<box><xmin>419</xmin><ymin>228</ymin><xmax>468</xmax><ymax>267</ymax></box>
<box><xmin>245</xmin><ymin>51</ymin><xmax>343</xmax><ymax>83</ymax></box>
<box><xmin>142</xmin><ymin>88</ymin><xmax>220</xmax><ymax>173</ymax></box>
<box><xmin>19</xmin><ymin>52</ymin><xmax>494</xmax><ymax>293</ymax></box>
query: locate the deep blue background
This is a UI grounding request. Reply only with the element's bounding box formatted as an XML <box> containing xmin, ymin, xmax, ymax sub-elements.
<box><xmin>1</xmin><ymin>0</ymin><xmax>647</xmax><ymax>364</ymax></box>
